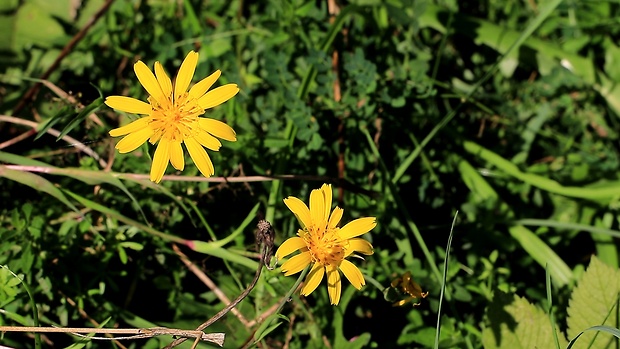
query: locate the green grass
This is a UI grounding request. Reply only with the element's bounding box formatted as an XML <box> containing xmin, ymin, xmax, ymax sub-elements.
<box><xmin>2</xmin><ymin>0</ymin><xmax>620</xmax><ymax>348</ymax></box>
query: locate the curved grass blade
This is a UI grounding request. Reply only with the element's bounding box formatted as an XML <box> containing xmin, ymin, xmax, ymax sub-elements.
<box><xmin>456</xmin><ymin>155</ymin><xmax>572</xmax><ymax>286</ymax></box>
<box><xmin>463</xmin><ymin>140</ymin><xmax>620</xmax><ymax>203</ymax></box>
<box><xmin>57</xmin><ymin>97</ymin><xmax>104</xmax><ymax>140</ymax></box>
<box><xmin>434</xmin><ymin>211</ymin><xmax>458</xmax><ymax>349</ymax></box>
<box><xmin>0</xmin><ymin>265</ymin><xmax>42</xmax><ymax>349</ymax></box>
<box><xmin>362</xmin><ymin>126</ymin><xmax>441</xmax><ymax>283</ymax></box>
<box><xmin>0</xmin><ymin>165</ymin><xmax>79</xmax><ymax>213</ymax></box>
<box><xmin>566</xmin><ymin>326</ymin><xmax>620</xmax><ymax>349</ymax></box>
<box><xmin>64</xmin><ymin>189</ymin><xmax>259</xmax><ymax>269</ymax></box>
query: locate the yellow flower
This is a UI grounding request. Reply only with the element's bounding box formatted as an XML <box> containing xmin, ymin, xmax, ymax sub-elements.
<box><xmin>276</xmin><ymin>184</ymin><xmax>376</xmax><ymax>305</ymax></box>
<box><xmin>105</xmin><ymin>51</ymin><xmax>239</xmax><ymax>183</ymax></box>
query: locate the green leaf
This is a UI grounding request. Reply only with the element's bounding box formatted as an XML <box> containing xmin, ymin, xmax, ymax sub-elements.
<box><xmin>57</xmin><ymin>97</ymin><xmax>104</xmax><ymax>140</ymax></box>
<box><xmin>482</xmin><ymin>292</ymin><xmax>567</xmax><ymax>349</ymax></box>
<box><xmin>254</xmin><ymin>314</ymin><xmax>289</xmax><ymax>343</ymax></box>
<box><xmin>0</xmin><ymin>165</ymin><xmax>79</xmax><ymax>213</ymax></box>
<box><xmin>566</xmin><ymin>256</ymin><xmax>620</xmax><ymax>349</ymax></box>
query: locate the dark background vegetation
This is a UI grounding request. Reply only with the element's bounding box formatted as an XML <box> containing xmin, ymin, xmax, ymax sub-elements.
<box><xmin>1</xmin><ymin>0</ymin><xmax>620</xmax><ymax>348</ymax></box>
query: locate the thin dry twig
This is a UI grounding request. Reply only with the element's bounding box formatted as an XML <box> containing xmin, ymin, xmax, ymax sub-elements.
<box><xmin>0</xmin><ymin>163</ymin><xmax>380</xmax><ymax>198</ymax></box>
<box><xmin>60</xmin><ymin>293</ymin><xmax>127</xmax><ymax>349</ymax></box>
<box><xmin>12</xmin><ymin>0</ymin><xmax>116</xmax><ymax>115</ymax></box>
<box><xmin>172</xmin><ymin>244</ymin><xmax>251</xmax><ymax>327</ymax></box>
<box><xmin>0</xmin><ymin>326</ymin><xmax>225</xmax><ymax>346</ymax></box>
<box><xmin>0</xmin><ymin>115</ymin><xmax>107</xmax><ymax>168</ymax></box>
<box><xmin>164</xmin><ymin>220</ymin><xmax>275</xmax><ymax>349</ymax></box>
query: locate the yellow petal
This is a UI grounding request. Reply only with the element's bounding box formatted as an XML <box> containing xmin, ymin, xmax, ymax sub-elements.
<box><xmin>105</xmin><ymin>96</ymin><xmax>152</xmax><ymax>115</ymax></box>
<box><xmin>328</xmin><ymin>207</ymin><xmax>343</xmax><ymax>229</ymax></box>
<box><xmin>109</xmin><ymin>117</ymin><xmax>151</xmax><ymax>137</ymax></box>
<box><xmin>283</xmin><ymin>196</ymin><xmax>312</xmax><ymax>229</ymax></box>
<box><xmin>195</xmin><ymin>129</ymin><xmax>222</xmax><ymax>151</ymax></box>
<box><xmin>150</xmin><ymin>138</ymin><xmax>171</xmax><ymax>183</ymax></box>
<box><xmin>198</xmin><ymin>118</ymin><xmax>237</xmax><ymax>142</ymax></box>
<box><xmin>326</xmin><ymin>265</ymin><xmax>342</xmax><ymax>305</ymax></box>
<box><xmin>322</xmin><ymin>184</ymin><xmax>332</xmax><ymax>223</ymax></box>
<box><xmin>309</xmin><ymin>187</ymin><xmax>326</xmax><ymax>227</ymax></box>
<box><xmin>281</xmin><ymin>251</ymin><xmax>312</xmax><ymax>276</ymax></box>
<box><xmin>345</xmin><ymin>238</ymin><xmax>374</xmax><ymax>257</ymax></box>
<box><xmin>134</xmin><ymin>60</ymin><xmax>165</xmax><ymax>103</ymax></box>
<box><xmin>184</xmin><ymin>137</ymin><xmax>214</xmax><ymax>177</ymax></box>
<box><xmin>275</xmin><ymin>237</ymin><xmax>306</xmax><ymax>260</ymax></box>
<box><xmin>154</xmin><ymin>62</ymin><xmax>172</xmax><ymax>98</ymax></box>
<box><xmin>197</xmin><ymin>84</ymin><xmax>239</xmax><ymax>109</ymax></box>
<box><xmin>301</xmin><ymin>263</ymin><xmax>324</xmax><ymax>296</ymax></box>
<box><xmin>169</xmin><ymin>141</ymin><xmax>184</xmax><ymax>171</ymax></box>
<box><xmin>339</xmin><ymin>259</ymin><xmax>365</xmax><ymax>290</ymax></box>
<box><xmin>189</xmin><ymin>70</ymin><xmax>221</xmax><ymax>99</ymax></box>
<box><xmin>339</xmin><ymin>217</ymin><xmax>377</xmax><ymax>240</ymax></box>
<box><xmin>115</xmin><ymin>127</ymin><xmax>153</xmax><ymax>153</ymax></box>
<box><xmin>174</xmin><ymin>51</ymin><xmax>198</xmax><ymax>99</ymax></box>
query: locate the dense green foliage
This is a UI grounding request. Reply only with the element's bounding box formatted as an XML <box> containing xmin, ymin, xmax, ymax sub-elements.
<box><xmin>2</xmin><ymin>0</ymin><xmax>620</xmax><ymax>348</ymax></box>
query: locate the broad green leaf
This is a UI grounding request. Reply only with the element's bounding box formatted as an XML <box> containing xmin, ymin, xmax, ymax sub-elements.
<box><xmin>482</xmin><ymin>292</ymin><xmax>568</xmax><ymax>349</ymax></box>
<box><xmin>566</xmin><ymin>256</ymin><xmax>620</xmax><ymax>349</ymax></box>
<box><xmin>14</xmin><ymin>2</ymin><xmax>69</xmax><ymax>51</ymax></box>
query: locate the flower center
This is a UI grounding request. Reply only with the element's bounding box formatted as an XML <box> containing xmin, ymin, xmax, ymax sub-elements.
<box><xmin>147</xmin><ymin>93</ymin><xmax>204</xmax><ymax>143</ymax></box>
<box><xmin>303</xmin><ymin>225</ymin><xmax>346</xmax><ymax>266</ymax></box>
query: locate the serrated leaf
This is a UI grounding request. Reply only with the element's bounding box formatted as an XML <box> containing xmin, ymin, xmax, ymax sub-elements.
<box><xmin>566</xmin><ymin>256</ymin><xmax>620</xmax><ymax>349</ymax></box>
<box><xmin>482</xmin><ymin>292</ymin><xmax>567</xmax><ymax>349</ymax></box>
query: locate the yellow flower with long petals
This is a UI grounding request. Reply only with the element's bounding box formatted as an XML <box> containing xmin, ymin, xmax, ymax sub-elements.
<box><xmin>276</xmin><ymin>184</ymin><xmax>376</xmax><ymax>305</ymax></box>
<box><xmin>105</xmin><ymin>51</ymin><xmax>239</xmax><ymax>183</ymax></box>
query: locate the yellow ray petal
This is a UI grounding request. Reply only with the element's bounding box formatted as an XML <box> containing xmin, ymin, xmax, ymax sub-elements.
<box><xmin>105</xmin><ymin>96</ymin><xmax>152</xmax><ymax>115</ymax></box>
<box><xmin>115</xmin><ymin>127</ymin><xmax>153</xmax><ymax>153</ymax></box>
<box><xmin>184</xmin><ymin>138</ymin><xmax>214</xmax><ymax>177</ymax></box>
<box><xmin>197</xmin><ymin>84</ymin><xmax>239</xmax><ymax>109</ymax></box>
<box><xmin>326</xmin><ymin>265</ymin><xmax>342</xmax><ymax>305</ymax></box>
<box><xmin>339</xmin><ymin>259</ymin><xmax>365</xmax><ymax>290</ymax></box>
<box><xmin>195</xmin><ymin>129</ymin><xmax>222</xmax><ymax>151</ymax></box>
<box><xmin>309</xmin><ymin>188</ymin><xmax>326</xmax><ymax>227</ymax></box>
<box><xmin>198</xmin><ymin>118</ymin><xmax>237</xmax><ymax>142</ymax></box>
<box><xmin>154</xmin><ymin>62</ymin><xmax>172</xmax><ymax>98</ymax></box>
<box><xmin>328</xmin><ymin>207</ymin><xmax>343</xmax><ymax>229</ymax></box>
<box><xmin>174</xmin><ymin>51</ymin><xmax>198</xmax><ymax>99</ymax></box>
<box><xmin>169</xmin><ymin>141</ymin><xmax>184</xmax><ymax>171</ymax></box>
<box><xmin>150</xmin><ymin>137</ymin><xmax>171</xmax><ymax>183</ymax></box>
<box><xmin>134</xmin><ymin>60</ymin><xmax>165</xmax><ymax>103</ymax></box>
<box><xmin>281</xmin><ymin>251</ymin><xmax>312</xmax><ymax>276</ymax></box>
<box><xmin>339</xmin><ymin>217</ymin><xmax>377</xmax><ymax>240</ymax></box>
<box><xmin>109</xmin><ymin>117</ymin><xmax>151</xmax><ymax>137</ymax></box>
<box><xmin>301</xmin><ymin>263</ymin><xmax>325</xmax><ymax>296</ymax></box>
<box><xmin>345</xmin><ymin>238</ymin><xmax>374</xmax><ymax>257</ymax></box>
<box><xmin>283</xmin><ymin>196</ymin><xmax>312</xmax><ymax>229</ymax></box>
<box><xmin>189</xmin><ymin>70</ymin><xmax>221</xmax><ymax>99</ymax></box>
<box><xmin>322</xmin><ymin>184</ymin><xmax>332</xmax><ymax>223</ymax></box>
<box><xmin>275</xmin><ymin>237</ymin><xmax>306</xmax><ymax>260</ymax></box>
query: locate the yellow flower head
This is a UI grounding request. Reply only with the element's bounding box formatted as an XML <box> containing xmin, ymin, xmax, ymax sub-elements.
<box><xmin>105</xmin><ymin>51</ymin><xmax>239</xmax><ymax>183</ymax></box>
<box><xmin>276</xmin><ymin>184</ymin><xmax>376</xmax><ymax>305</ymax></box>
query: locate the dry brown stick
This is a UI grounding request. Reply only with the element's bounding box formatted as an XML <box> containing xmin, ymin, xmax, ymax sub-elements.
<box><xmin>0</xmin><ymin>128</ymin><xmax>36</xmax><ymax>149</ymax></box>
<box><xmin>172</xmin><ymin>244</ymin><xmax>251</xmax><ymax>327</ymax></box>
<box><xmin>0</xmin><ymin>115</ymin><xmax>107</xmax><ymax>168</ymax></box>
<box><xmin>60</xmin><ymin>293</ymin><xmax>127</xmax><ymax>349</ymax></box>
<box><xmin>12</xmin><ymin>0</ymin><xmax>116</xmax><ymax>116</ymax></box>
<box><xmin>0</xmin><ymin>326</ymin><xmax>224</xmax><ymax>346</ymax></box>
<box><xmin>164</xmin><ymin>220</ymin><xmax>275</xmax><ymax>349</ymax></box>
<box><xmin>327</xmin><ymin>0</ymin><xmax>346</xmax><ymax>203</ymax></box>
